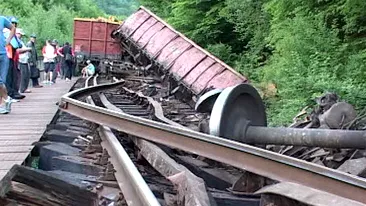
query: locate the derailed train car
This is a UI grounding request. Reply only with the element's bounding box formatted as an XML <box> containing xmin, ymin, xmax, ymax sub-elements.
<box><xmin>67</xmin><ymin>7</ymin><xmax>366</xmax><ymax>206</ymax></box>
<box><xmin>111</xmin><ymin>6</ymin><xmax>248</xmax><ymax>96</ymax></box>
<box><xmin>73</xmin><ymin>17</ymin><xmax>123</xmax><ymax>72</ymax></box>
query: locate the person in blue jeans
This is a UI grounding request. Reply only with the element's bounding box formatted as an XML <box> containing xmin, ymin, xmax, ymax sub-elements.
<box><xmin>4</xmin><ymin>17</ymin><xmax>25</xmax><ymax>100</ymax></box>
<box><xmin>0</xmin><ymin>16</ymin><xmax>16</xmax><ymax>114</ymax></box>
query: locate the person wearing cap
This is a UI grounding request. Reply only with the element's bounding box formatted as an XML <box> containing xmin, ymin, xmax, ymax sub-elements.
<box><xmin>16</xmin><ymin>28</ymin><xmax>32</xmax><ymax>94</ymax></box>
<box><xmin>3</xmin><ymin>16</ymin><xmax>25</xmax><ymax>102</ymax></box>
<box><xmin>81</xmin><ymin>60</ymin><xmax>95</xmax><ymax>78</ymax></box>
<box><xmin>0</xmin><ymin>16</ymin><xmax>16</xmax><ymax>114</ymax></box>
<box><xmin>26</xmin><ymin>34</ymin><xmax>42</xmax><ymax>88</ymax></box>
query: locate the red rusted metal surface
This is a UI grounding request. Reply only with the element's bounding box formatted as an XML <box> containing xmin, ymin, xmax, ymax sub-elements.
<box><xmin>183</xmin><ymin>57</ymin><xmax>215</xmax><ymax>88</ymax></box>
<box><xmin>120</xmin><ymin>9</ymin><xmax>151</xmax><ymax>38</ymax></box>
<box><xmin>191</xmin><ymin>63</ymin><xmax>225</xmax><ymax>93</ymax></box>
<box><xmin>116</xmin><ymin>7</ymin><xmax>248</xmax><ymax>94</ymax></box>
<box><xmin>170</xmin><ymin>47</ymin><xmax>206</xmax><ymax>80</ymax></box>
<box><xmin>156</xmin><ymin>38</ymin><xmax>191</xmax><ymax>68</ymax></box>
<box><xmin>131</xmin><ymin>17</ymin><xmax>158</xmax><ymax>42</ymax></box>
<box><xmin>137</xmin><ymin>22</ymin><xmax>164</xmax><ymax>48</ymax></box>
<box><xmin>73</xmin><ymin>18</ymin><xmax>121</xmax><ymax>60</ymax></box>
<box><xmin>207</xmin><ymin>70</ymin><xmax>245</xmax><ymax>89</ymax></box>
<box><xmin>144</xmin><ymin>28</ymin><xmax>177</xmax><ymax>58</ymax></box>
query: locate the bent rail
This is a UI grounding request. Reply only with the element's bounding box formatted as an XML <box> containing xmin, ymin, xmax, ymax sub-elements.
<box><xmin>86</xmin><ymin>77</ymin><xmax>160</xmax><ymax>206</ymax></box>
<box><xmin>59</xmin><ymin>81</ymin><xmax>366</xmax><ymax>204</ymax></box>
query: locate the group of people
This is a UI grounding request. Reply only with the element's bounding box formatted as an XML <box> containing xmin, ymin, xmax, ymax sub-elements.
<box><xmin>0</xmin><ymin>15</ymin><xmax>83</xmax><ymax>114</ymax></box>
<box><xmin>42</xmin><ymin>39</ymin><xmax>75</xmax><ymax>84</ymax></box>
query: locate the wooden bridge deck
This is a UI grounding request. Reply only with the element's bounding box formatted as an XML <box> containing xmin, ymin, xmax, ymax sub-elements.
<box><xmin>0</xmin><ymin>79</ymin><xmax>75</xmax><ymax>180</ymax></box>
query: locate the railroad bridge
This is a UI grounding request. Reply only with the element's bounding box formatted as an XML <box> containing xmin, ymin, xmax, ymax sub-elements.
<box><xmin>0</xmin><ymin>6</ymin><xmax>365</xmax><ymax>206</ymax></box>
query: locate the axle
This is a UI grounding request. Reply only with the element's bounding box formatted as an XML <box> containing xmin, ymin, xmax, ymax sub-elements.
<box><xmin>198</xmin><ymin>83</ymin><xmax>365</xmax><ymax>149</ymax></box>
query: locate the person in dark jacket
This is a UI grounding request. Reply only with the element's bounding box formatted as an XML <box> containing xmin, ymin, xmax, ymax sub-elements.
<box><xmin>50</xmin><ymin>39</ymin><xmax>59</xmax><ymax>83</ymax></box>
<box><xmin>26</xmin><ymin>34</ymin><xmax>42</xmax><ymax>88</ymax></box>
<box><xmin>57</xmin><ymin>42</ymin><xmax>74</xmax><ymax>82</ymax></box>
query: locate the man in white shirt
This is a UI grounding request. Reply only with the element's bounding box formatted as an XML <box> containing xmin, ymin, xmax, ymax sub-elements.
<box><xmin>42</xmin><ymin>40</ymin><xmax>56</xmax><ymax>84</ymax></box>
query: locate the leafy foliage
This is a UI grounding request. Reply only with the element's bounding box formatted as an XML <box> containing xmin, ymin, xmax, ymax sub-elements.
<box><xmin>93</xmin><ymin>0</ymin><xmax>139</xmax><ymax>19</ymax></box>
<box><xmin>1</xmin><ymin>0</ymin><xmax>103</xmax><ymax>52</ymax></box>
<box><xmin>138</xmin><ymin>0</ymin><xmax>173</xmax><ymax>18</ymax></box>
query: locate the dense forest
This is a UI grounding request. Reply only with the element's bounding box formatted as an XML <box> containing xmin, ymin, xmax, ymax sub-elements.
<box><xmin>140</xmin><ymin>0</ymin><xmax>366</xmax><ymax>126</ymax></box>
<box><xmin>94</xmin><ymin>0</ymin><xmax>139</xmax><ymax>19</ymax></box>
<box><xmin>1</xmin><ymin>0</ymin><xmax>103</xmax><ymax>51</ymax></box>
<box><xmin>0</xmin><ymin>0</ymin><xmax>137</xmax><ymax>50</ymax></box>
<box><xmin>2</xmin><ymin>0</ymin><xmax>366</xmax><ymax>126</ymax></box>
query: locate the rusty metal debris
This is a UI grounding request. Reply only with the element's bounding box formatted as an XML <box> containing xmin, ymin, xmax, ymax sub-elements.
<box><xmin>267</xmin><ymin>93</ymin><xmax>366</xmax><ymax>173</ymax></box>
<box><xmin>290</xmin><ymin>93</ymin><xmax>358</xmax><ymax>129</ymax></box>
<box><xmin>255</xmin><ymin>182</ymin><xmax>364</xmax><ymax>206</ymax></box>
<box><xmin>60</xmin><ymin>81</ymin><xmax>366</xmax><ymax>204</ymax></box>
<box><xmin>230</xmin><ymin>171</ymin><xmax>269</xmax><ymax>195</ymax></box>
<box><xmin>100</xmin><ymin>85</ymin><xmax>211</xmax><ymax>206</ymax></box>
<box><xmin>338</xmin><ymin>158</ymin><xmax>366</xmax><ymax>177</ymax></box>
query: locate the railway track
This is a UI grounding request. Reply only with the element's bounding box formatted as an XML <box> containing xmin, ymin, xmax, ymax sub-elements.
<box><xmin>1</xmin><ymin>5</ymin><xmax>364</xmax><ymax>206</ymax></box>
<box><xmin>58</xmin><ymin>73</ymin><xmax>366</xmax><ymax>205</ymax></box>
<box><xmin>85</xmin><ymin>75</ymin><xmax>161</xmax><ymax>205</ymax></box>
<box><xmin>53</xmin><ymin>6</ymin><xmax>366</xmax><ymax>206</ymax></box>
<box><xmin>84</xmin><ymin>75</ymin><xmax>252</xmax><ymax>206</ymax></box>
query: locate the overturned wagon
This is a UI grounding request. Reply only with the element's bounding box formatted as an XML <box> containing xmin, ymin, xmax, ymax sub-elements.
<box><xmin>111</xmin><ymin>6</ymin><xmax>247</xmax><ymax>96</ymax></box>
<box><xmin>111</xmin><ymin>7</ymin><xmax>366</xmax><ymax>150</ymax></box>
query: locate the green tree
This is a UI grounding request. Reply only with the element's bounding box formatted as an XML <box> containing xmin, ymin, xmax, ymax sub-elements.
<box><xmin>1</xmin><ymin>0</ymin><xmax>105</xmax><ymax>52</ymax></box>
<box><xmin>93</xmin><ymin>0</ymin><xmax>139</xmax><ymax>18</ymax></box>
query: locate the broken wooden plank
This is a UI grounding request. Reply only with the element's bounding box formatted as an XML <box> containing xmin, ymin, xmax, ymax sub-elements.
<box><xmin>9</xmin><ymin>165</ymin><xmax>98</xmax><ymax>206</ymax></box>
<box><xmin>0</xmin><ymin>166</ymin><xmax>18</xmax><ymax>197</ymax></box>
<box><xmin>6</xmin><ymin>181</ymin><xmax>65</xmax><ymax>206</ymax></box>
<box><xmin>133</xmin><ymin>137</ymin><xmax>212</xmax><ymax>206</ymax></box>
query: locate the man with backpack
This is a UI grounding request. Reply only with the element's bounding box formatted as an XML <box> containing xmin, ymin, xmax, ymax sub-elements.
<box><xmin>57</xmin><ymin>42</ymin><xmax>74</xmax><ymax>82</ymax></box>
<box><xmin>51</xmin><ymin>39</ymin><xmax>59</xmax><ymax>83</ymax></box>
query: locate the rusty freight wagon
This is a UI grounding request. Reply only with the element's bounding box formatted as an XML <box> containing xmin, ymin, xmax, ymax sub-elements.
<box><xmin>112</xmin><ymin>6</ymin><xmax>247</xmax><ymax>95</ymax></box>
<box><xmin>73</xmin><ymin>17</ymin><xmax>123</xmax><ymax>71</ymax></box>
